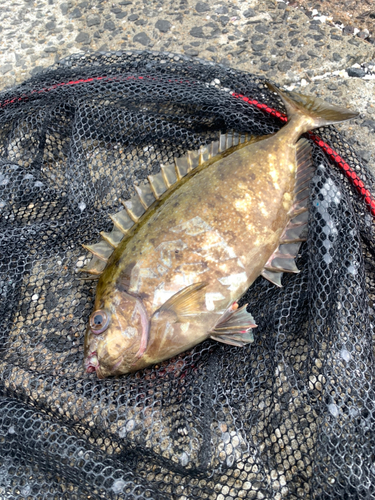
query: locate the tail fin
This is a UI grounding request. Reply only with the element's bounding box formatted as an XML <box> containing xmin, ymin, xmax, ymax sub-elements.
<box><xmin>266</xmin><ymin>82</ymin><xmax>358</xmax><ymax>131</ymax></box>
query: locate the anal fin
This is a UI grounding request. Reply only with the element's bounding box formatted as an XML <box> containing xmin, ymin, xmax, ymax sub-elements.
<box><xmin>262</xmin><ymin>138</ymin><xmax>313</xmax><ymax>287</ymax></box>
<box><xmin>210</xmin><ymin>304</ymin><xmax>257</xmax><ymax>347</ymax></box>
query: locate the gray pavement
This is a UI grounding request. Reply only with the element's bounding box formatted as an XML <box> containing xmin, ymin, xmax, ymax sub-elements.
<box><xmin>0</xmin><ymin>0</ymin><xmax>374</xmax><ymax>168</ymax></box>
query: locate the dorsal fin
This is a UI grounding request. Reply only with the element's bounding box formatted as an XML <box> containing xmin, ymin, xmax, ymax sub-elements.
<box><xmin>80</xmin><ymin>131</ymin><xmax>253</xmax><ymax>275</ymax></box>
<box><xmin>262</xmin><ymin>138</ymin><xmax>314</xmax><ymax>287</ymax></box>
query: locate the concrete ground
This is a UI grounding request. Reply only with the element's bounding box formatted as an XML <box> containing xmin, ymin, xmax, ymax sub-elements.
<box><xmin>0</xmin><ymin>0</ymin><xmax>374</xmax><ymax>169</ymax></box>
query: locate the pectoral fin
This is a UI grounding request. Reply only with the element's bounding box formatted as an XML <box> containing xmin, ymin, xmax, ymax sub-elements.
<box><xmin>209</xmin><ymin>303</ymin><xmax>257</xmax><ymax>347</ymax></box>
<box><xmin>155</xmin><ymin>282</ymin><xmax>208</xmax><ymax>320</ymax></box>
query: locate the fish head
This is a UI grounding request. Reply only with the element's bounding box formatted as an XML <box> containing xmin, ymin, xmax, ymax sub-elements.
<box><xmin>84</xmin><ymin>287</ymin><xmax>149</xmax><ymax>378</ymax></box>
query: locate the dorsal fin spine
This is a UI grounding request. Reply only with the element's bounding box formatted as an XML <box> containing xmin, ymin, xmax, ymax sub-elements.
<box><xmin>100</xmin><ymin>232</ymin><xmax>117</xmax><ymax>248</ymax></box>
<box><xmin>121</xmin><ymin>198</ymin><xmax>145</xmax><ymax>222</ymax></box>
<box><xmin>109</xmin><ymin>211</ymin><xmax>134</xmax><ymax>235</ymax></box>
<box><xmin>161</xmin><ymin>163</ymin><xmax>177</xmax><ymax>187</ymax></box>
<box><xmin>148</xmin><ymin>172</ymin><xmax>167</xmax><ymax>200</ymax></box>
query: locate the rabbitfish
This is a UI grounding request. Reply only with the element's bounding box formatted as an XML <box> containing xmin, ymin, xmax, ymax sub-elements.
<box><xmin>82</xmin><ymin>83</ymin><xmax>357</xmax><ymax>378</ymax></box>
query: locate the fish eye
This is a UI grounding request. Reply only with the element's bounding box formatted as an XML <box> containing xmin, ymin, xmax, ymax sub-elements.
<box><xmin>89</xmin><ymin>309</ymin><xmax>110</xmax><ymax>334</ymax></box>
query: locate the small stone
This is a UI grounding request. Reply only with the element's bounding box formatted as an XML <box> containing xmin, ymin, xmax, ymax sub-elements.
<box><xmin>297</xmin><ymin>54</ymin><xmax>309</xmax><ymax>62</ymax></box>
<box><xmin>215</xmin><ymin>6</ymin><xmax>228</xmax><ymax>14</ymax></box>
<box><xmin>255</xmin><ymin>24</ymin><xmax>269</xmax><ymax>34</ymax></box>
<box><xmin>78</xmin><ymin>202</ymin><xmax>86</xmax><ymax>211</ymax></box>
<box><xmin>340</xmin><ymin>348</ymin><xmax>351</xmax><ymax>362</ymax></box>
<box><xmin>359</xmin><ymin>150</ymin><xmax>371</xmax><ymax>161</ymax></box>
<box><xmin>76</xmin><ymin>32</ymin><xmax>90</xmax><ymax>44</ymax></box>
<box><xmin>357</xmin><ymin>30</ymin><xmax>370</xmax><ymax>40</ymax></box>
<box><xmin>128</xmin><ymin>14</ymin><xmax>139</xmax><ymax>21</ymax></box>
<box><xmin>190</xmin><ymin>26</ymin><xmax>204</xmax><ymax>38</ymax></box>
<box><xmin>343</xmin><ymin>26</ymin><xmax>354</xmax><ymax>35</ymax></box>
<box><xmin>327</xmin><ymin>83</ymin><xmax>338</xmax><ymax>90</ymax></box>
<box><xmin>71</xmin><ymin>8</ymin><xmax>82</xmax><ymax>18</ymax></box>
<box><xmin>243</xmin><ymin>8</ymin><xmax>256</xmax><ymax>18</ymax></box>
<box><xmin>195</xmin><ymin>2</ymin><xmax>210</xmax><ymax>13</ymax></box>
<box><xmin>30</xmin><ymin>66</ymin><xmax>44</xmax><ymax>76</ymax></box>
<box><xmin>155</xmin><ymin>20</ymin><xmax>171</xmax><ymax>33</ymax></box>
<box><xmin>332</xmin><ymin>53</ymin><xmax>341</xmax><ymax>62</ymax></box>
<box><xmin>112</xmin><ymin>479</ymin><xmax>126</xmax><ymax>494</ymax></box>
<box><xmin>0</xmin><ymin>64</ymin><xmax>13</xmax><ymax>75</ymax></box>
<box><xmin>116</xmin><ymin>12</ymin><xmax>127</xmax><ymax>19</ymax></box>
<box><xmin>307</xmin><ymin>50</ymin><xmax>319</xmax><ymax>58</ymax></box>
<box><xmin>328</xmin><ymin>403</ymin><xmax>339</xmax><ymax>418</ymax></box>
<box><xmin>60</xmin><ymin>2</ymin><xmax>69</xmax><ymax>15</ymax></box>
<box><xmin>86</xmin><ymin>14</ymin><xmax>101</xmax><ymax>27</ymax></box>
<box><xmin>103</xmin><ymin>20</ymin><xmax>116</xmax><ymax>31</ymax></box>
<box><xmin>219</xmin><ymin>16</ymin><xmax>229</xmax><ymax>26</ymax></box>
<box><xmin>133</xmin><ymin>32</ymin><xmax>151</xmax><ymax>46</ymax></box>
<box><xmin>180</xmin><ymin>452</ymin><xmax>189</xmax><ymax>466</ymax></box>
<box><xmin>45</xmin><ymin>21</ymin><xmax>56</xmax><ymax>30</ymax></box>
<box><xmin>32</xmin><ymin>294</ymin><xmax>39</xmax><ymax>301</ymax></box>
<box><xmin>347</xmin><ymin>67</ymin><xmax>366</xmax><ymax>78</ymax></box>
<box><xmin>278</xmin><ymin>61</ymin><xmax>292</xmax><ymax>72</ymax></box>
<box><xmin>206</xmin><ymin>45</ymin><xmax>217</xmax><ymax>52</ymax></box>
<box><xmin>184</xmin><ymin>48</ymin><xmax>199</xmax><ymax>56</ymax></box>
<box><xmin>44</xmin><ymin>46</ymin><xmax>57</xmax><ymax>53</ymax></box>
<box><xmin>126</xmin><ymin>419</ymin><xmax>135</xmax><ymax>431</ymax></box>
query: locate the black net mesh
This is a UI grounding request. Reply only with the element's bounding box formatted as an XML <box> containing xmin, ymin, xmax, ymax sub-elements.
<box><xmin>0</xmin><ymin>50</ymin><xmax>374</xmax><ymax>499</ymax></box>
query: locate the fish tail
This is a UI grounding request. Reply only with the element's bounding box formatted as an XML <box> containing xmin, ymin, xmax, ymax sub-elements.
<box><xmin>266</xmin><ymin>82</ymin><xmax>358</xmax><ymax>134</ymax></box>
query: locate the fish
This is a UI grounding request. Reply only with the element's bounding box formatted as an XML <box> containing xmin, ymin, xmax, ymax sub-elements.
<box><xmin>82</xmin><ymin>83</ymin><xmax>358</xmax><ymax>378</ymax></box>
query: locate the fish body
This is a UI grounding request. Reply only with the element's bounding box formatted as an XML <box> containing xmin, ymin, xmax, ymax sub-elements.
<box><xmin>83</xmin><ymin>83</ymin><xmax>357</xmax><ymax>378</ymax></box>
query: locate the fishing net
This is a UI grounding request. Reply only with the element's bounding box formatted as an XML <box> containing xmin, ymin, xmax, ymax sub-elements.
<box><xmin>0</xmin><ymin>50</ymin><xmax>374</xmax><ymax>499</ymax></box>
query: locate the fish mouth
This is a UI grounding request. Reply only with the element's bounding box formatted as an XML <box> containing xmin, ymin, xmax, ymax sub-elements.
<box><xmin>85</xmin><ymin>351</ymin><xmax>100</xmax><ymax>375</ymax></box>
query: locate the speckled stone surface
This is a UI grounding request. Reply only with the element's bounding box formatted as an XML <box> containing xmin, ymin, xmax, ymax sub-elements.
<box><xmin>0</xmin><ymin>0</ymin><xmax>374</xmax><ymax>166</ymax></box>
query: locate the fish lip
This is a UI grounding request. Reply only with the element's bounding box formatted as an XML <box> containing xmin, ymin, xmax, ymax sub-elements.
<box><xmin>85</xmin><ymin>351</ymin><xmax>100</xmax><ymax>375</ymax></box>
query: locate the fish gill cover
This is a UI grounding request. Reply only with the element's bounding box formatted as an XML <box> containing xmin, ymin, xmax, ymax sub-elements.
<box><xmin>0</xmin><ymin>50</ymin><xmax>374</xmax><ymax>499</ymax></box>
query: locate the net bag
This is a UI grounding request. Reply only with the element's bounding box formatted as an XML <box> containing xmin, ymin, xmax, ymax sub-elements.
<box><xmin>0</xmin><ymin>50</ymin><xmax>374</xmax><ymax>499</ymax></box>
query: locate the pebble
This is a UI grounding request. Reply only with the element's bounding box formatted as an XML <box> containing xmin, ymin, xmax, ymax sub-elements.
<box><xmin>86</xmin><ymin>14</ymin><xmax>100</xmax><ymax>27</ymax></box>
<box><xmin>133</xmin><ymin>32</ymin><xmax>151</xmax><ymax>46</ymax></box>
<box><xmin>195</xmin><ymin>2</ymin><xmax>210</xmax><ymax>13</ymax></box>
<box><xmin>111</xmin><ymin>479</ymin><xmax>126</xmax><ymax>494</ymax></box>
<box><xmin>347</xmin><ymin>67</ymin><xmax>366</xmax><ymax>77</ymax></box>
<box><xmin>155</xmin><ymin>20</ymin><xmax>171</xmax><ymax>33</ymax></box>
<box><xmin>328</xmin><ymin>403</ymin><xmax>339</xmax><ymax>418</ymax></box>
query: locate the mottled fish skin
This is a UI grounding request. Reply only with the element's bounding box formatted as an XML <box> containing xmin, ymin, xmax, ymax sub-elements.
<box><xmin>84</xmin><ymin>84</ymin><xmax>358</xmax><ymax>378</ymax></box>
